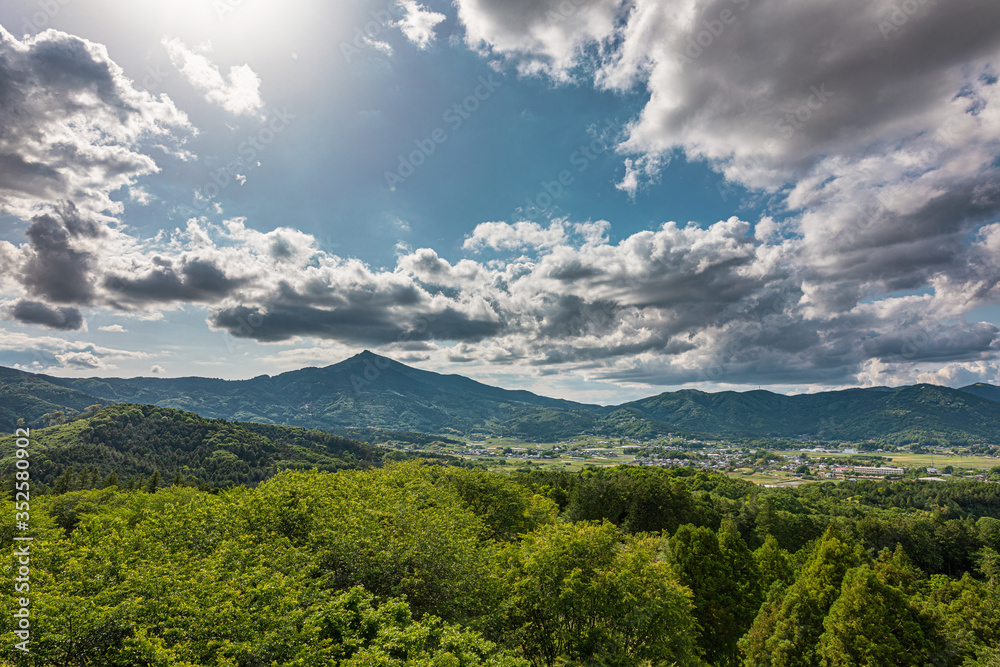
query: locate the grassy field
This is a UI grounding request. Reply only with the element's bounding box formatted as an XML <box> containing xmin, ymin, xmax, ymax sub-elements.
<box><xmin>876</xmin><ymin>452</ymin><xmax>999</xmax><ymax>471</ymax></box>
<box><xmin>806</xmin><ymin>450</ymin><xmax>1000</xmax><ymax>471</ymax></box>
<box><xmin>726</xmin><ymin>469</ymin><xmax>812</xmax><ymax>486</ymax></box>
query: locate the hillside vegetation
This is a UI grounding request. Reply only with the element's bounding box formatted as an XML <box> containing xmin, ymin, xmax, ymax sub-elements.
<box><xmin>0</xmin><ymin>404</ymin><xmax>382</xmax><ymax>491</ymax></box>
<box><xmin>5</xmin><ymin>352</ymin><xmax>1000</xmax><ymax>444</ymax></box>
<box><xmin>1</xmin><ymin>463</ymin><xmax>998</xmax><ymax>666</ymax></box>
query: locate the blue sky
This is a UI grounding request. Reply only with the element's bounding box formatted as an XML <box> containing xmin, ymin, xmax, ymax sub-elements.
<box><xmin>0</xmin><ymin>0</ymin><xmax>999</xmax><ymax>403</ymax></box>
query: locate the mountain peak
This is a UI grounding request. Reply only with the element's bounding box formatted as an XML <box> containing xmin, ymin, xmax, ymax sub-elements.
<box><xmin>334</xmin><ymin>349</ymin><xmax>390</xmax><ymax>366</ymax></box>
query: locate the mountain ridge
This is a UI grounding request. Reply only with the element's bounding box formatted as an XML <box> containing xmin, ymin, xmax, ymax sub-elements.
<box><xmin>3</xmin><ymin>352</ymin><xmax>1000</xmax><ymax>443</ymax></box>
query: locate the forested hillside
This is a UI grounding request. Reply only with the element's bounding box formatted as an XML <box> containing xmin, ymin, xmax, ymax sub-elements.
<box><xmin>2</xmin><ymin>462</ymin><xmax>998</xmax><ymax>666</ymax></box>
<box><xmin>9</xmin><ymin>352</ymin><xmax>604</xmax><ymax>439</ymax></box>
<box><xmin>6</xmin><ymin>354</ymin><xmax>1000</xmax><ymax>443</ymax></box>
<box><xmin>623</xmin><ymin>383</ymin><xmax>1000</xmax><ymax>444</ymax></box>
<box><xmin>0</xmin><ymin>366</ymin><xmax>105</xmax><ymax>433</ymax></box>
<box><xmin>0</xmin><ymin>404</ymin><xmax>383</xmax><ymax>491</ymax></box>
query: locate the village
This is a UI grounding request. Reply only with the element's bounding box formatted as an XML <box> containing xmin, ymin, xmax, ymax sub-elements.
<box><xmin>383</xmin><ymin>434</ymin><xmax>1000</xmax><ymax>486</ymax></box>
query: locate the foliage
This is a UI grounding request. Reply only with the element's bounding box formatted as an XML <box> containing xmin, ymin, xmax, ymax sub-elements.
<box><xmin>425</xmin><ymin>466</ymin><xmax>559</xmax><ymax>541</ymax></box>
<box><xmin>8</xmin><ymin>355</ymin><xmax>1000</xmax><ymax>442</ymax></box>
<box><xmin>816</xmin><ymin>565</ymin><xmax>939</xmax><ymax>666</ymax></box>
<box><xmin>666</xmin><ymin>522</ymin><xmax>762</xmax><ymax>664</ymax></box>
<box><xmin>740</xmin><ymin>527</ymin><xmax>865</xmax><ymax>667</ymax></box>
<box><xmin>491</xmin><ymin>521</ymin><xmax>703</xmax><ymax>667</ymax></box>
<box><xmin>0</xmin><ymin>404</ymin><xmax>381</xmax><ymax>490</ymax></box>
<box><xmin>0</xmin><ymin>436</ymin><xmax>998</xmax><ymax>666</ymax></box>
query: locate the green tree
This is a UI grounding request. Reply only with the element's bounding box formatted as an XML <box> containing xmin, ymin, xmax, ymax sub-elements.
<box><xmin>977</xmin><ymin>517</ymin><xmax>1000</xmax><ymax>551</ymax></box>
<box><xmin>430</xmin><ymin>466</ymin><xmax>558</xmax><ymax>541</ymax></box>
<box><xmin>667</xmin><ymin>522</ymin><xmax>762</xmax><ymax>665</ymax></box>
<box><xmin>922</xmin><ymin>572</ymin><xmax>999</xmax><ymax>663</ymax></box>
<box><xmin>718</xmin><ymin>520</ymin><xmax>764</xmax><ymax>662</ymax></box>
<box><xmin>41</xmin><ymin>410</ymin><xmax>67</xmax><ymax>426</ymax></box>
<box><xmin>146</xmin><ymin>470</ymin><xmax>161</xmax><ymax>494</ymax></box>
<box><xmin>816</xmin><ymin>565</ymin><xmax>938</xmax><ymax>666</ymax></box>
<box><xmin>754</xmin><ymin>535</ymin><xmax>795</xmax><ymax>590</ymax></box>
<box><xmin>238</xmin><ymin>463</ymin><xmax>490</xmax><ymax>621</ymax></box>
<box><xmin>978</xmin><ymin>547</ymin><xmax>1000</xmax><ymax>587</ymax></box>
<box><xmin>494</xmin><ymin>521</ymin><xmax>702</xmax><ymax>667</ymax></box>
<box><xmin>740</xmin><ymin>526</ymin><xmax>864</xmax><ymax>667</ymax></box>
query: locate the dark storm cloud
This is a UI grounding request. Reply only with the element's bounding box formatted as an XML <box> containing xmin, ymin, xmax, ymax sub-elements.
<box><xmin>20</xmin><ymin>203</ymin><xmax>100</xmax><ymax>304</ymax></box>
<box><xmin>9</xmin><ymin>299</ymin><xmax>84</xmax><ymax>330</ymax></box>
<box><xmin>210</xmin><ymin>303</ymin><xmax>503</xmax><ymax>344</ymax></box>
<box><xmin>273</xmin><ymin>279</ymin><xmax>423</xmax><ymax>310</ymax></box>
<box><xmin>0</xmin><ymin>153</ymin><xmax>64</xmax><ymax>198</ymax></box>
<box><xmin>104</xmin><ymin>260</ymin><xmax>248</xmax><ymax>304</ymax></box>
<box><xmin>805</xmin><ymin>174</ymin><xmax>1000</xmax><ymax>288</ymax></box>
<box><xmin>537</xmin><ymin>294</ymin><xmax>619</xmax><ymax>337</ymax></box>
<box><xmin>861</xmin><ymin>322</ymin><xmax>1000</xmax><ymax>363</ymax></box>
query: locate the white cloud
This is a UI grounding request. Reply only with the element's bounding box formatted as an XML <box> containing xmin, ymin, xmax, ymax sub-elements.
<box><xmin>0</xmin><ymin>26</ymin><xmax>191</xmax><ymax>221</ymax></box>
<box><xmin>0</xmin><ymin>328</ymin><xmax>147</xmax><ymax>373</ymax></box>
<box><xmin>98</xmin><ymin>324</ymin><xmax>128</xmax><ymax>333</ymax></box>
<box><xmin>463</xmin><ymin>220</ymin><xmax>568</xmax><ymax>251</ymax></box>
<box><xmin>456</xmin><ymin>0</ymin><xmax>623</xmax><ymax>80</ymax></box>
<box><xmin>150</xmin><ymin>364</ymin><xmax>166</xmax><ymax>374</ymax></box>
<box><xmin>2</xmin><ymin>197</ymin><xmax>996</xmax><ymax>387</ymax></box>
<box><xmin>434</xmin><ymin>0</ymin><xmax>1000</xmax><ymax>388</ymax></box>
<box><xmin>129</xmin><ymin>186</ymin><xmax>155</xmax><ymax>205</ymax></box>
<box><xmin>162</xmin><ymin>37</ymin><xmax>264</xmax><ymax>117</ymax></box>
<box><xmin>396</xmin><ymin>0</ymin><xmax>447</xmax><ymax>49</ymax></box>
<box><xmin>917</xmin><ymin>361</ymin><xmax>1000</xmax><ymax>388</ymax></box>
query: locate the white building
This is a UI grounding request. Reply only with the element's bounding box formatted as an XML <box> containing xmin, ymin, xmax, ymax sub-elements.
<box><xmin>852</xmin><ymin>466</ymin><xmax>905</xmax><ymax>476</ymax></box>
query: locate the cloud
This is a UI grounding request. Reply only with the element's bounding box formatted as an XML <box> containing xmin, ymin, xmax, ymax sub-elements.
<box><xmin>5</xmin><ymin>204</ymin><xmax>995</xmax><ymax>388</ymax></box>
<box><xmin>396</xmin><ymin>0</ymin><xmax>447</xmax><ymax>49</ymax></box>
<box><xmin>210</xmin><ymin>302</ymin><xmax>503</xmax><ymax>344</ymax></box>
<box><xmin>917</xmin><ymin>361</ymin><xmax>1000</xmax><ymax>387</ymax></box>
<box><xmin>162</xmin><ymin>37</ymin><xmax>264</xmax><ymax>117</ymax></box>
<box><xmin>104</xmin><ymin>258</ymin><xmax>249</xmax><ymax>305</ymax></box>
<box><xmin>19</xmin><ymin>203</ymin><xmax>101</xmax><ymax>304</ymax></box>
<box><xmin>454</xmin><ymin>0</ymin><xmax>1000</xmax><ymax>272</ymax></box>
<box><xmin>8</xmin><ymin>300</ymin><xmax>84</xmax><ymax>330</ymax></box>
<box><xmin>0</xmin><ymin>328</ymin><xmax>147</xmax><ymax>373</ymax></box>
<box><xmin>148</xmin><ymin>212</ymin><xmax>986</xmax><ymax>388</ymax></box>
<box><xmin>150</xmin><ymin>364</ymin><xmax>166</xmax><ymax>375</ymax></box>
<box><xmin>463</xmin><ymin>220</ymin><xmax>569</xmax><ymax>251</ymax></box>
<box><xmin>435</xmin><ymin>0</ymin><xmax>1000</xmax><ymax>388</ymax></box>
<box><xmin>0</xmin><ymin>26</ymin><xmax>190</xmax><ymax>221</ymax></box>
<box><xmin>456</xmin><ymin>0</ymin><xmax>623</xmax><ymax>80</ymax></box>
<box><xmin>98</xmin><ymin>324</ymin><xmax>127</xmax><ymax>333</ymax></box>
<box><xmin>129</xmin><ymin>186</ymin><xmax>155</xmax><ymax>205</ymax></box>
<box><xmin>3</xmin><ymin>22</ymin><xmax>1000</xmax><ymax>391</ymax></box>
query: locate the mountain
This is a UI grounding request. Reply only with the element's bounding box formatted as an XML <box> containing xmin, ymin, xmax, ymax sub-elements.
<box><xmin>622</xmin><ymin>384</ymin><xmax>1000</xmax><ymax>445</ymax></box>
<box><xmin>3</xmin><ymin>353</ymin><xmax>1000</xmax><ymax>444</ymax></box>
<box><xmin>0</xmin><ymin>403</ymin><xmax>384</xmax><ymax>490</ymax></box>
<box><xmin>0</xmin><ymin>365</ymin><xmax>107</xmax><ymax>431</ymax></box>
<box><xmin>29</xmin><ymin>351</ymin><xmax>604</xmax><ymax>439</ymax></box>
<box><xmin>960</xmin><ymin>382</ymin><xmax>1000</xmax><ymax>403</ymax></box>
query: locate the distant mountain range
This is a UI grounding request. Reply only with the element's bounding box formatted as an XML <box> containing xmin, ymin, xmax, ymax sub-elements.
<box><xmin>3</xmin><ymin>351</ymin><xmax>1000</xmax><ymax>445</ymax></box>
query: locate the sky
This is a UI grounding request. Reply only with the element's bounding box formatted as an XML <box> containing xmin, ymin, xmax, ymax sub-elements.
<box><xmin>0</xmin><ymin>0</ymin><xmax>999</xmax><ymax>404</ymax></box>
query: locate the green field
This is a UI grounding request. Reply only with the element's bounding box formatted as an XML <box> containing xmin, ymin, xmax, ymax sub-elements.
<box><xmin>881</xmin><ymin>453</ymin><xmax>999</xmax><ymax>471</ymax></box>
<box><xmin>805</xmin><ymin>450</ymin><xmax>1000</xmax><ymax>471</ymax></box>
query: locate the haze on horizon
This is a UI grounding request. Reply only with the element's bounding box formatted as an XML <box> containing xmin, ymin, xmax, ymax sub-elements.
<box><xmin>1</xmin><ymin>0</ymin><xmax>1000</xmax><ymax>404</ymax></box>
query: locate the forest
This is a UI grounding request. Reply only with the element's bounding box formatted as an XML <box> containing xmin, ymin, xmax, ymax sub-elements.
<box><xmin>2</xmin><ymin>459</ymin><xmax>999</xmax><ymax>666</ymax></box>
